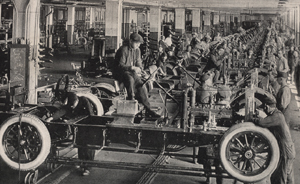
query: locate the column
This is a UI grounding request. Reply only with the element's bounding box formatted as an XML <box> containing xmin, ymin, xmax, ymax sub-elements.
<box><xmin>236</xmin><ymin>14</ymin><xmax>240</xmax><ymax>27</ymax></box>
<box><xmin>90</xmin><ymin>7</ymin><xmax>94</xmax><ymax>28</ymax></box>
<box><xmin>123</xmin><ymin>8</ymin><xmax>137</xmax><ymax>39</ymax></box>
<box><xmin>175</xmin><ymin>8</ymin><xmax>185</xmax><ymax>34</ymax></box>
<box><xmin>226</xmin><ymin>13</ymin><xmax>230</xmax><ymax>35</ymax></box>
<box><xmin>295</xmin><ymin>6</ymin><xmax>299</xmax><ymax>45</ymax></box>
<box><xmin>219</xmin><ymin>13</ymin><xmax>226</xmax><ymax>36</ymax></box>
<box><xmin>105</xmin><ymin>0</ymin><xmax>122</xmax><ymax>51</ymax></box>
<box><xmin>203</xmin><ymin>11</ymin><xmax>211</xmax><ymax>35</ymax></box>
<box><xmin>45</xmin><ymin>6</ymin><xmax>53</xmax><ymax>48</ymax></box>
<box><xmin>298</xmin><ymin>5</ymin><xmax>300</xmax><ymax>45</ymax></box>
<box><xmin>25</xmin><ymin>0</ymin><xmax>40</xmax><ymax>104</ymax></box>
<box><xmin>149</xmin><ymin>6</ymin><xmax>161</xmax><ymax>50</ymax></box>
<box><xmin>67</xmin><ymin>6</ymin><xmax>75</xmax><ymax>45</ymax></box>
<box><xmin>12</xmin><ymin>0</ymin><xmax>27</xmax><ymax>42</ymax></box>
<box><xmin>192</xmin><ymin>9</ymin><xmax>201</xmax><ymax>33</ymax></box>
<box><xmin>213</xmin><ymin>12</ymin><xmax>219</xmax><ymax>36</ymax></box>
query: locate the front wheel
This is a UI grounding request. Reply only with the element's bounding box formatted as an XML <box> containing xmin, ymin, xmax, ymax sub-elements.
<box><xmin>0</xmin><ymin>114</ymin><xmax>51</xmax><ymax>171</ymax></box>
<box><xmin>219</xmin><ymin>122</ymin><xmax>279</xmax><ymax>183</ymax></box>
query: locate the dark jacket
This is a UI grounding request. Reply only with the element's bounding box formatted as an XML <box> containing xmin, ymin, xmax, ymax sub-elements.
<box><xmin>112</xmin><ymin>44</ymin><xmax>143</xmax><ymax>80</ymax></box>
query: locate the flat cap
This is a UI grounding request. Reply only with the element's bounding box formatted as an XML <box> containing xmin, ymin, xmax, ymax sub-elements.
<box><xmin>263</xmin><ymin>97</ymin><xmax>276</xmax><ymax>107</ymax></box>
<box><xmin>130</xmin><ymin>33</ymin><xmax>144</xmax><ymax>43</ymax></box>
<box><xmin>201</xmin><ymin>73</ymin><xmax>210</xmax><ymax>82</ymax></box>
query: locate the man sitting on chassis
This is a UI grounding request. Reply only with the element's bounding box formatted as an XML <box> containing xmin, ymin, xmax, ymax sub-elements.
<box><xmin>112</xmin><ymin>32</ymin><xmax>161</xmax><ymax>118</ymax></box>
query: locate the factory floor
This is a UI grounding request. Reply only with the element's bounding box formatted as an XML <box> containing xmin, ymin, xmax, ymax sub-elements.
<box><xmin>1</xmin><ymin>50</ymin><xmax>300</xmax><ymax>184</ymax></box>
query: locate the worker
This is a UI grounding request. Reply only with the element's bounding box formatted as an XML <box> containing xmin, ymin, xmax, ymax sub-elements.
<box><xmin>269</xmin><ymin>71</ymin><xmax>280</xmax><ymax>97</ymax></box>
<box><xmin>190</xmin><ymin>32</ymin><xmax>201</xmax><ymax>49</ymax></box>
<box><xmin>295</xmin><ymin>46</ymin><xmax>300</xmax><ymax>96</ymax></box>
<box><xmin>276</xmin><ymin>50</ymin><xmax>289</xmax><ymax>74</ymax></box>
<box><xmin>256</xmin><ymin>98</ymin><xmax>295</xmax><ymax>184</ymax></box>
<box><xmin>112</xmin><ymin>32</ymin><xmax>161</xmax><ymax>118</ymax></box>
<box><xmin>181</xmin><ymin>44</ymin><xmax>192</xmax><ymax>67</ymax></box>
<box><xmin>46</xmin><ymin>92</ymin><xmax>96</xmax><ymax>176</ymax></box>
<box><xmin>287</xmin><ymin>45</ymin><xmax>298</xmax><ymax>83</ymax></box>
<box><xmin>164</xmin><ymin>31</ymin><xmax>173</xmax><ymax>48</ymax></box>
<box><xmin>156</xmin><ymin>52</ymin><xmax>167</xmax><ymax>76</ymax></box>
<box><xmin>204</xmin><ymin>47</ymin><xmax>227</xmax><ymax>83</ymax></box>
<box><xmin>213</xmin><ymin>32</ymin><xmax>222</xmax><ymax>41</ymax></box>
<box><xmin>276</xmin><ymin>72</ymin><xmax>292</xmax><ymax>126</ymax></box>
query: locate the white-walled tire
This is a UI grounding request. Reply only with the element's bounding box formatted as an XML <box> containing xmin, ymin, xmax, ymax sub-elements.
<box><xmin>166</xmin><ymin>63</ymin><xmax>178</xmax><ymax>76</ymax></box>
<box><xmin>219</xmin><ymin>122</ymin><xmax>279</xmax><ymax>183</ymax></box>
<box><xmin>0</xmin><ymin>114</ymin><xmax>51</xmax><ymax>171</ymax></box>
<box><xmin>76</xmin><ymin>92</ymin><xmax>104</xmax><ymax>116</ymax></box>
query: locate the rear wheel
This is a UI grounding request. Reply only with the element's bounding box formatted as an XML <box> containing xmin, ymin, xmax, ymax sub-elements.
<box><xmin>76</xmin><ymin>92</ymin><xmax>104</xmax><ymax>116</ymax></box>
<box><xmin>0</xmin><ymin>114</ymin><xmax>51</xmax><ymax>171</ymax></box>
<box><xmin>166</xmin><ymin>63</ymin><xmax>178</xmax><ymax>76</ymax></box>
<box><xmin>219</xmin><ymin>122</ymin><xmax>279</xmax><ymax>183</ymax></box>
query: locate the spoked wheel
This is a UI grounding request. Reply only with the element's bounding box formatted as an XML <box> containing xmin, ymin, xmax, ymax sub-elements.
<box><xmin>98</xmin><ymin>88</ymin><xmax>113</xmax><ymax>99</ymax></box>
<box><xmin>219</xmin><ymin>122</ymin><xmax>279</xmax><ymax>183</ymax></box>
<box><xmin>0</xmin><ymin>114</ymin><xmax>51</xmax><ymax>171</ymax></box>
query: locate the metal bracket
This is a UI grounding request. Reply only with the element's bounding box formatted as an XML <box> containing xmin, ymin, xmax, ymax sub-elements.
<box><xmin>134</xmin><ymin>131</ymin><xmax>142</xmax><ymax>153</ymax></box>
<box><xmin>102</xmin><ymin>129</ymin><xmax>107</xmax><ymax>147</ymax></box>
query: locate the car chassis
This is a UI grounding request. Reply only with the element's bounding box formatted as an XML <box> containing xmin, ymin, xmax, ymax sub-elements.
<box><xmin>0</xmin><ymin>69</ymin><xmax>279</xmax><ymax>184</ymax></box>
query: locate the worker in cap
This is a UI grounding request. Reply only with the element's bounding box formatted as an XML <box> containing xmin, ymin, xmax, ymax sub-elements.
<box><xmin>190</xmin><ymin>32</ymin><xmax>200</xmax><ymax>49</ymax></box>
<box><xmin>204</xmin><ymin>34</ymin><xmax>212</xmax><ymax>43</ymax></box>
<box><xmin>164</xmin><ymin>30</ymin><xmax>173</xmax><ymax>47</ymax></box>
<box><xmin>46</xmin><ymin>92</ymin><xmax>96</xmax><ymax>176</ymax></box>
<box><xmin>256</xmin><ymin>95</ymin><xmax>295</xmax><ymax>184</ymax></box>
<box><xmin>276</xmin><ymin>71</ymin><xmax>292</xmax><ymax>126</ymax></box>
<box><xmin>129</xmin><ymin>32</ymin><xmax>144</xmax><ymax>43</ymax></box>
<box><xmin>112</xmin><ymin>32</ymin><xmax>161</xmax><ymax>118</ymax></box>
<box><xmin>276</xmin><ymin>50</ymin><xmax>289</xmax><ymax>74</ymax></box>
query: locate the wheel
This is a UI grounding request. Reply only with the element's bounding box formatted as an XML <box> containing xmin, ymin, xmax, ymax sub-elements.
<box><xmin>166</xmin><ymin>63</ymin><xmax>178</xmax><ymax>76</ymax></box>
<box><xmin>219</xmin><ymin>122</ymin><xmax>279</xmax><ymax>183</ymax></box>
<box><xmin>76</xmin><ymin>92</ymin><xmax>104</xmax><ymax>116</ymax></box>
<box><xmin>0</xmin><ymin>114</ymin><xmax>51</xmax><ymax>171</ymax></box>
<box><xmin>89</xmin><ymin>86</ymin><xmax>102</xmax><ymax>98</ymax></box>
<box><xmin>97</xmin><ymin>88</ymin><xmax>113</xmax><ymax>99</ymax></box>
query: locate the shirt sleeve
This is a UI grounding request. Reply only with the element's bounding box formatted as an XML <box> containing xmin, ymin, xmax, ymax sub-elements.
<box><xmin>135</xmin><ymin>48</ymin><xmax>143</xmax><ymax>69</ymax></box>
<box><xmin>278</xmin><ymin>87</ymin><xmax>291</xmax><ymax>111</ymax></box>
<box><xmin>283</xmin><ymin>58</ymin><xmax>289</xmax><ymax>72</ymax></box>
<box><xmin>115</xmin><ymin>46</ymin><xmax>132</xmax><ymax>71</ymax></box>
<box><xmin>258</xmin><ymin>112</ymin><xmax>282</xmax><ymax>127</ymax></box>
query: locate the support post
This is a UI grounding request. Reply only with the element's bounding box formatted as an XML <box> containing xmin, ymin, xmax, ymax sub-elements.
<box><xmin>149</xmin><ymin>6</ymin><xmax>161</xmax><ymax>50</ymax></box>
<box><xmin>175</xmin><ymin>8</ymin><xmax>185</xmax><ymax>34</ymax></box>
<box><xmin>45</xmin><ymin>5</ymin><xmax>53</xmax><ymax>48</ymax></box>
<box><xmin>192</xmin><ymin>9</ymin><xmax>201</xmax><ymax>34</ymax></box>
<box><xmin>105</xmin><ymin>0</ymin><xmax>122</xmax><ymax>51</ymax></box>
<box><xmin>25</xmin><ymin>0</ymin><xmax>41</xmax><ymax>104</ymax></box>
<box><xmin>67</xmin><ymin>6</ymin><xmax>75</xmax><ymax>45</ymax></box>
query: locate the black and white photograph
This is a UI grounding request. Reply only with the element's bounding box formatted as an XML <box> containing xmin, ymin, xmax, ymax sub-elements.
<box><xmin>0</xmin><ymin>0</ymin><xmax>299</xmax><ymax>183</ymax></box>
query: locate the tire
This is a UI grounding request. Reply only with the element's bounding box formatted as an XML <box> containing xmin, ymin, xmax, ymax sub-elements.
<box><xmin>0</xmin><ymin>114</ymin><xmax>51</xmax><ymax>171</ymax></box>
<box><xmin>219</xmin><ymin>122</ymin><xmax>279</xmax><ymax>183</ymax></box>
<box><xmin>76</xmin><ymin>92</ymin><xmax>104</xmax><ymax>116</ymax></box>
<box><xmin>97</xmin><ymin>88</ymin><xmax>114</xmax><ymax>99</ymax></box>
<box><xmin>166</xmin><ymin>63</ymin><xmax>178</xmax><ymax>76</ymax></box>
